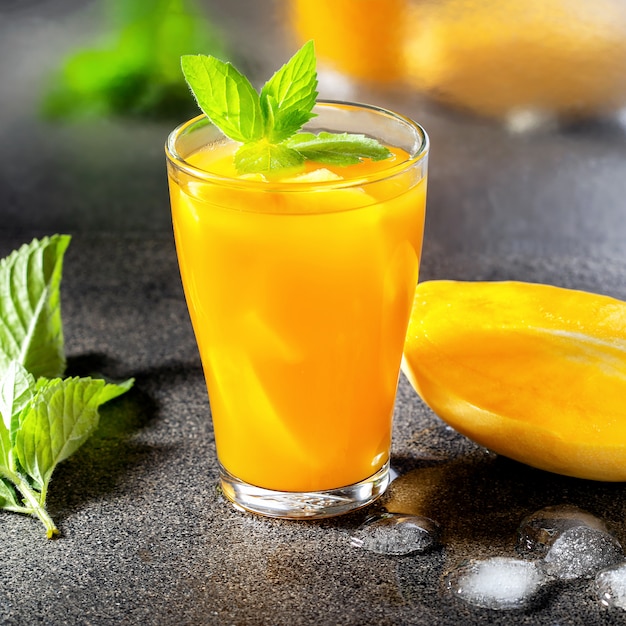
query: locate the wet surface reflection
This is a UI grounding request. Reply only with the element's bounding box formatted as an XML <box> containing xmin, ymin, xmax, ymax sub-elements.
<box><xmin>353</xmin><ymin>453</ymin><xmax>626</xmax><ymax>615</ymax></box>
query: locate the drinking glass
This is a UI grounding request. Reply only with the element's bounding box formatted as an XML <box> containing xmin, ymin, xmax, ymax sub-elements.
<box><xmin>166</xmin><ymin>101</ymin><xmax>428</xmax><ymax>518</ymax></box>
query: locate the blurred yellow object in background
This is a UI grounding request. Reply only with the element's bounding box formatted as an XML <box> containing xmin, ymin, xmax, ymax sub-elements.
<box><xmin>288</xmin><ymin>0</ymin><xmax>626</xmax><ymax>122</ymax></box>
<box><xmin>289</xmin><ymin>0</ymin><xmax>408</xmax><ymax>85</ymax></box>
<box><xmin>404</xmin><ymin>0</ymin><xmax>626</xmax><ymax>120</ymax></box>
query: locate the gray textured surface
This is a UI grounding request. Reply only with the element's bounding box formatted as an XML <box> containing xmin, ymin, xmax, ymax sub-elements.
<box><xmin>2</xmin><ymin>1</ymin><xmax>626</xmax><ymax>625</ymax></box>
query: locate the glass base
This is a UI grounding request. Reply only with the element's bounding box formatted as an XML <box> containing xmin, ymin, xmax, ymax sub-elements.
<box><xmin>219</xmin><ymin>462</ymin><xmax>390</xmax><ymax>519</ymax></box>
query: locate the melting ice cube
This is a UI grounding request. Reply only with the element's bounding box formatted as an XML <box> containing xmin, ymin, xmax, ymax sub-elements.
<box><xmin>446</xmin><ymin>557</ymin><xmax>547</xmax><ymax>611</ymax></box>
<box><xmin>596</xmin><ymin>563</ymin><xmax>626</xmax><ymax>610</ymax></box>
<box><xmin>517</xmin><ymin>504</ymin><xmax>608</xmax><ymax>555</ymax></box>
<box><xmin>543</xmin><ymin>525</ymin><xmax>624</xmax><ymax>580</ymax></box>
<box><xmin>350</xmin><ymin>513</ymin><xmax>441</xmax><ymax>556</ymax></box>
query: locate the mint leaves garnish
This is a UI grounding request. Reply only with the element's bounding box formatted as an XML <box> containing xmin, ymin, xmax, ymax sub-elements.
<box><xmin>181</xmin><ymin>41</ymin><xmax>392</xmax><ymax>175</ymax></box>
<box><xmin>0</xmin><ymin>236</ymin><xmax>134</xmax><ymax>538</ymax></box>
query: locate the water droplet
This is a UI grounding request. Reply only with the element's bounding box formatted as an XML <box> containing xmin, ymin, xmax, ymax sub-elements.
<box><xmin>446</xmin><ymin>557</ymin><xmax>547</xmax><ymax>610</ymax></box>
<box><xmin>595</xmin><ymin>563</ymin><xmax>626</xmax><ymax>610</ymax></box>
<box><xmin>517</xmin><ymin>504</ymin><xmax>608</xmax><ymax>555</ymax></box>
<box><xmin>544</xmin><ymin>525</ymin><xmax>623</xmax><ymax>580</ymax></box>
<box><xmin>350</xmin><ymin>513</ymin><xmax>441</xmax><ymax>556</ymax></box>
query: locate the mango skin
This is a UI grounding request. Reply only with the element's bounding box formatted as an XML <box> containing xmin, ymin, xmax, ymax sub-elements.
<box><xmin>402</xmin><ymin>280</ymin><xmax>626</xmax><ymax>481</ymax></box>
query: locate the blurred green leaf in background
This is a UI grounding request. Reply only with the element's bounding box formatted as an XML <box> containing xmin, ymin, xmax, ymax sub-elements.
<box><xmin>42</xmin><ymin>0</ymin><xmax>231</xmax><ymax>120</ymax></box>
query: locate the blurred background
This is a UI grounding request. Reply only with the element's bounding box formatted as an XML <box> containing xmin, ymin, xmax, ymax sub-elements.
<box><xmin>293</xmin><ymin>0</ymin><xmax>626</xmax><ymax>126</ymax></box>
<box><xmin>2</xmin><ymin>0</ymin><xmax>626</xmax><ymax>259</ymax></box>
<box><xmin>8</xmin><ymin>0</ymin><xmax>626</xmax><ymax>123</ymax></box>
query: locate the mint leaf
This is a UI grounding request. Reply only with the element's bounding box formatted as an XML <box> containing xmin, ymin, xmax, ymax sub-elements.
<box><xmin>181</xmin><ymin>54</ymin><xmax>264</xmax><ymax>143</ymax></box>
<box><xmin>0</xmin><ymin>235</ymin><xmax>70</xmax><ymax>379</ymax></box>
<box><xmin>285</xmin><ymin>132</ymin><xmax>393</xmax><ymax>166</ymax></box>
<box><xmin>0</xmin><ymin>428</ymin><xmax>10</xmax><ymax>477</ymax></box>
<box><xmin>0</xmin><ymin>361</ymin><xmax>35</xmax><ymax>449</ymax></box>
<box><xmin>0</xmin><ymin>363</ymin><xmax>29</xmax><ymax>469</ymax></box>
<box><xmin>234</xmin><ymin>140</ymin><xmax>305</xmax><ymax>175</ymax></box>
<box><xmin>0</xmin><ymin>479</ymin><xmax>21</xmax><ymax>511</ymax></box>
<box><xmin>15</xmin><ymin>376</ymin><xmax>134</xmax><ymax>492</ymax></box>
<box><xmin>260</xmin><ymin>40</ymin><xmax>317</xmax><ymax>143</ymax></box>
<box><xmin>0</xmin><ymin>364</ymin><xmax>36</xmax><ymax>519</ymax></box>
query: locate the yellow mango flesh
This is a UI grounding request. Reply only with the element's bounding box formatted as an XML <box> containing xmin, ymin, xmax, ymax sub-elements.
<box><xmin>402</xmin><ymin>280</ymin><xmax>626</xmax><ymax>481</ymax></box>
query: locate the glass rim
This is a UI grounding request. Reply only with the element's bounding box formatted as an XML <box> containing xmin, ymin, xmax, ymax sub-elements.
<box><xmin>165</xmin><ymin>99</ymin><xmax>429</xmax><ymax>191</ymax></box>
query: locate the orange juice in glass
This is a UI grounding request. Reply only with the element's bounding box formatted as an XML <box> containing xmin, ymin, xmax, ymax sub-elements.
<box><xmin>166</xmin><ymin>101</ymin><xmax>428</xmax><ymax>518</ymax></box>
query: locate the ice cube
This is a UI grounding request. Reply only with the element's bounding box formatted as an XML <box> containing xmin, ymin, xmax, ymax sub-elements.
<box><xmin>446</xmin><ymin>557</ymin><xmax>547</xmax><ymax>610</ymax></box>
<box><xmin>350</xmin><ymin>513</ymin><xmax>441</xmax><ymax>556</ymax></box>
<box><xmin>596</xmin><ymin>562</ymin><xmax>626</xmax><ymax>610</ymax></box>
<box><xmin>543</xmin><ymin>525</ymin><xmax>623</xmax><ymax>580</ymax></box>
<box><xmin>517</xmin><ymin>504</ymin><xmax>608</xmax><ymax>555</ymax></box>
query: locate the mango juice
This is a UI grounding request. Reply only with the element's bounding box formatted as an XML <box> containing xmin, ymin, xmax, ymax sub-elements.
<box><xmin>167</xmin><ymin>105</ymin><xmax>428</xmax><ymax>496</ymax></box>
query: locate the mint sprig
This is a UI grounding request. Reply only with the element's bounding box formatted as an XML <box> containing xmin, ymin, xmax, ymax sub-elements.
<box><xmin>181</xmin><ymin>41</ymin><xmax>392</xmax><ymax>175</ymax></box>
<box><xmin>0</xmin><ymin>236</ymin><xmax>134</xmax><ymax>538</ymax></box>
<box><xmin>0</xmin><ymin>364</ymin><xmax>132</xmax><ymax>538</ymax></box>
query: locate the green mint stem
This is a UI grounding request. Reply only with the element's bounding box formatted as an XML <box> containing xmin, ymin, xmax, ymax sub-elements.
<box><xmin>0</xmin><ymin>468</ymin><xmax>59</xmax><ymax>538</ymax></box>
<box><xmin>1</xmin><ymin>502</ymin><xmax>33</xmax><ymax>515</ymax></box>
<box><xmin>16</xmin><ymin>477</ymin><xmax>58</xmax><ymax>539</ymax></box>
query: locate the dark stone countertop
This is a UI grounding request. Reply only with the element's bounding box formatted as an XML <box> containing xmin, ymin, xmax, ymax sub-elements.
<box><xmin>2</xmin><ymin>2</ymin><xmax>626</xmax><ymax>624</ymax></box>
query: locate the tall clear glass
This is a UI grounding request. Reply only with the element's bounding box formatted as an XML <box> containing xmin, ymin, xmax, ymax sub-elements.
<box><xmin>165</xmin><ymin>101</ymin><xmax>428</xmax><ymax>518</ymax></box>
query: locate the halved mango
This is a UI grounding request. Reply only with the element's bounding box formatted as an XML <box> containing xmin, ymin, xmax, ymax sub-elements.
<box><xmin>402</xmin><ymin>280</ymin><xmax>626</xmax><ymax>481</ymax></box>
